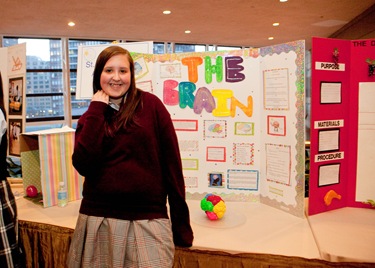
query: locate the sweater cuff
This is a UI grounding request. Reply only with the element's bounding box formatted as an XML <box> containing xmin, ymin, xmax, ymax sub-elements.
<box><xmin>87</xmin><ymin>101</ymin><xmax>108</xmax><ymax>115</ymax></box>
<box><xmin>173</xmin><ymin>229</ymin><xmax>194</xmax><ymax>247</ymax></box>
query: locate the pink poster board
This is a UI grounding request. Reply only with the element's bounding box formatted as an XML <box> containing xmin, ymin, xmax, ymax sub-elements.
<box><xmin>309</xmin><ymin>37</ymin><xmax>375</xmax><ymax>215</ymax></box>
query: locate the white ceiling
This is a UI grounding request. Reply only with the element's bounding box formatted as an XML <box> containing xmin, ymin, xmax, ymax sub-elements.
<box><xmin>1</xmin><ymin>0</ymin><xmax>375</xmax><ymax>50</ymax></box>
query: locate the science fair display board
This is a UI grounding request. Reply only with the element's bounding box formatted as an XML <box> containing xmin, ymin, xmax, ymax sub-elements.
<box><xmin>77</xmin><ymin>40</ymin><xmax>306</xmax><ymax>218</ymax></box>
<box><xmin>309</xmin><ymin>37</ymin><xmax>375</xmax><ymax>215</ymax></box>
<box><xmin>0</xmin><ymin>43</ymin><xmax>26</xmax><ymax>157</ymax></box>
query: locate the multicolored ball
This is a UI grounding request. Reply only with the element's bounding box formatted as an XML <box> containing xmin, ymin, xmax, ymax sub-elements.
<box><xmin>200</xmin><ymin>194</ymin><xmax>226</xmax><ymax>220</ymax></box>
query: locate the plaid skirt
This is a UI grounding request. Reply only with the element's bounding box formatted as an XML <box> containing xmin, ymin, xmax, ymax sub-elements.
<box><xmin>67</xmin><ymin>214</ymin><xmax>175</xmax><ymax>268</ymax></box>
<box><xmin>0</xmin><ymin>179</ymin><xmax>22</xmax><ymax>268</ymax></box>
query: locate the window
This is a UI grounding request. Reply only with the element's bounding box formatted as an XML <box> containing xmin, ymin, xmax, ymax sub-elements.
<box><xmin>4</xmin><ymin>37</ymin><xmax>64</xmax><ymax>131</ymax></box>
<box><xmin>217</xmin><ymin>46</ymin><xmax>242</xmax><ymax>51</ymax></box>
<box><xmin>3</xmin><ymin>37</ymin><xmax>114</xmax><ymax>130</ymax></box>
<box><xmin>174</xmin><ymin>44</ymin><xmax>206</xmax><ymax>53</ymax></box>
<box><xmin>153</xmin><ymin>42</ymin><xmax>166</xmax><ymax>54</ymax></box>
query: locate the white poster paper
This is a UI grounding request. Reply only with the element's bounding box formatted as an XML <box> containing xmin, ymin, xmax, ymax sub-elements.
<box><xmin>356</xmin><ymin>82</ymin><xmax>375</xmax><ymax>202</ymax></box>
<box><xmin>318</xmin><ymin>129</ymin><xmax>340</xmax><ymax>152</ymax></box>
<box><xmin>320</xmin><ymin>82</ymin><xmax>341</xmax><ymax>104</ymax></box>
<box><xmin>319</xmin><ymin>164</ymin><xmax>340</xmax><ymax>186</ymax></box>
<box><xmin>263</xmin><ymin>68</ymin><xmax>289</xmax><ymax>109</ymax></box>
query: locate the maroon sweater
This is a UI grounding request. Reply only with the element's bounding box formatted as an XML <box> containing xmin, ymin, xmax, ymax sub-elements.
<box><xmin>72</xmin><ymin>91</ymin><xmax>193</xmax><ymax>247</ymax></box>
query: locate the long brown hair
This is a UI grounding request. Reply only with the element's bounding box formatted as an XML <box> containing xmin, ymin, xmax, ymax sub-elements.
<box><xmin>93</xmin><ymin>46</ymin><xmax>142</xmax><ymax>136</ymax></box>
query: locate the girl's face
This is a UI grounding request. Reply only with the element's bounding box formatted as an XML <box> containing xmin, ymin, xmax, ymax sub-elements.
<box><xmin>100</xmin><ymin>54</ymin><xmax>131</xmax><ymax>99</ymax></box>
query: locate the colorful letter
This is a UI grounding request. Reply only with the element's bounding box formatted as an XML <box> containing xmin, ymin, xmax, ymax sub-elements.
<box><xmin>225</xmin><ymin>56</ymin><xmax>245</xmax><ymax>83</ymax></box>
<box><xmin>163</xmin><ymin>79</ymin><xmax>179</xmax><ymax>105</ymax></box>
<box><xmin>182</xmin><ymin>57</ymin><xmax>203</xmax><ymax>83</ymax></box>
<box><xmin>211</xmin><ymin>89</ymin><xmax>233</xmax><ymax>117</ymax></box>
<box><xmin>193</xmin><ymin>87</ymin><xmax>216</xmax><ymax>114</ymax></box>
<box><xmin>230</xmin><ymin>96</ymin><xmax>253</xmax><ymax>117</ymax></box>
<box><xmin>205</xmin><ymin>56</ymin><xmax>223</xmax><ymax>84</ymax></box>
<box><xmin>179</xmin><ymin>82</ymin><xmax>196</xmax><ymax>109</ymax></box>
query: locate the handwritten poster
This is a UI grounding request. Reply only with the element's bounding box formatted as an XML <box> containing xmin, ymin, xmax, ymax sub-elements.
<box><xmin>263</xmin><ymin>68</ymin><xmax>289</xmax><ymax>110</ymax></box>
<box><xmin>265</xmin><ymin>144</ymin><xmax>291</xmax><ymax>185</ymax></box>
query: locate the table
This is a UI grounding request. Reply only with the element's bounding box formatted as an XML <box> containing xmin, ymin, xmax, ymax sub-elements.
<box><xmin>16</xmin><ymin>197</ymin><xmax>375</xmax><ymax>267</ymax></box>
<box><xmin>308</xmin><ymin>207</ymin><xmax>375</xmax><ymax>263</ymax></box>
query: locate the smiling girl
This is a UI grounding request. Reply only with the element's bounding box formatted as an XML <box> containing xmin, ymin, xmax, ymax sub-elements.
<box><xmin>67</xmin><ymin>46</ymin><xmax>193</xmax><ymax>268</ymax></box>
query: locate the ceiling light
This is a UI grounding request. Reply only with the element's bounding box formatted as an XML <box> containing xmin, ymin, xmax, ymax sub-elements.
<box><xmin>280</xmin><ymin>0</ymin><xmax>288</xmax><ymax>2</ymax></box>
<box><xmin>68</xmin><ymin>22</ymin><xmax>75</xmax><ymax>27</ymax></box>
<box><xmin>273</xmin><ymin>22</ymin><xmax>280</xmax><ymax>26</ymax></box>
<box><xmin>185</xmin><ymin>30</ymin><xmax>191</xmax><ymax>34</ymax></box>
<box><xmin>163</xmin><ymin>10</ymin><xmax>171</xmax><ymax>15</ymax></box>
<box><xmin>268</xmin><ymin>37</ymin><xmax>274</xmax><ymax>40</ymax></box>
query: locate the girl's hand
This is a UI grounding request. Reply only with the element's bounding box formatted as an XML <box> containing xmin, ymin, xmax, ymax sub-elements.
<box><xmin>92</xmin><ymin>90</ymin><xmax>109</xmax><ymax>104</ymax></box>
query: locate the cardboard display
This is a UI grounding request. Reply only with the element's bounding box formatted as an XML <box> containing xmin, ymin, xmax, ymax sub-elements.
<box><xmin>20</xmin><ymin>126</ymin><xmax>84</xmax><ymax>207</ymax></box>
<box><xmin>0</xmin><ymin>43</ymin><xmax>27</xmax><ymax>156</ymax></box>
<box><xmin>309</xmin><ymin>37</ymin><xmax>375</xmax><ymax>215</ymax></box>
<box><xmin>77</xmin><ymin>40</ymin><xmax>306</xmax><ymax>217</ymax></box>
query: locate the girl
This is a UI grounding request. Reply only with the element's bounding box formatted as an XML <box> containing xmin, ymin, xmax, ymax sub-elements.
<box><xmin>68</xmin><ymin>46</ymin><xmax>193</xmax><ymax>267</ymax></box>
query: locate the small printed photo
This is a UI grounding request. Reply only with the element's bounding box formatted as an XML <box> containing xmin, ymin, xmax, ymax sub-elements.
<box><xmin>208</xmin><ymin>173</ymin><xmax>224</xmax><ymax>187</ymax></box>
<box><xmin>9</xmin><ymin>119</ymin><xmax>22</xmax><ymax>156</ymax></box>
<box><xmin>9</xmin><ymin>77</ymin><xmax>23</xmax><ymax>116</ymax></box>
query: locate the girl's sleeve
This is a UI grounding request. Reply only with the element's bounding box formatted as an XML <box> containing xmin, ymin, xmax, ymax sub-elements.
<box><xmin>156</xmin><ymin>100</ymin><xmax>194</xmax><ymax>247</ymax></box>
<box><xmin>72</xmin><ymin>101</ymin><xmax>107</xmax><ymax>176</ymax></box>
